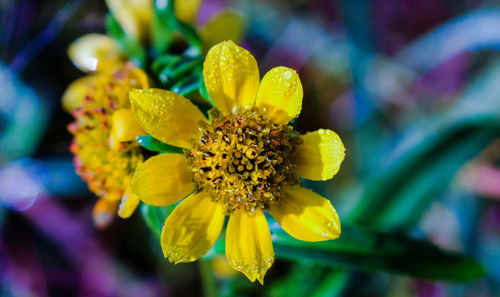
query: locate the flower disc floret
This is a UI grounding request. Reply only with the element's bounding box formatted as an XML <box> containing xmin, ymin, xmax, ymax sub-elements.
<box><xmin>128</xmin><ymin>41</ymin><xmax>345</xmax><ymax>284</ymax></box>
<box><xmin>187</xmin><ymin>107</ymin><xmax>301</xmax><ymax>214</ymax></box>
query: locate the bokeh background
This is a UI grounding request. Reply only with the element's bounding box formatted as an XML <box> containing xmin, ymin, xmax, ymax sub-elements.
<box><xmin>1</xmin><ymin>0</ymin><xmax>500</xmax><ymax>296</ymax></box>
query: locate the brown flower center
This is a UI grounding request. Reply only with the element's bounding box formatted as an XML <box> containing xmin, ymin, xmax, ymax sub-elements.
<box><xmin>186</xmin><ymin>107</ymin><xmax>301</xmax><ymax>214</ymax></box>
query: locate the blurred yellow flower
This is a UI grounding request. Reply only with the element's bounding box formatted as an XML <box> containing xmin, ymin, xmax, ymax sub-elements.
<box><xmin>174</xmin><ymin>0</ymin><xmax>245</xmax><ymax>51</ymax></box>
<box><xmin>211</xmin><ymin>256</ymin><xmax>239</xmax><ymax>279</ymax></box>
<box><xmin>129</xmin><ymin>41</ymin><xmax>344</xmax><ymax>283</ymax></box>
<box><xmin>106</xmin><ymin>0</ymin><xmax>153</xmax><ymax>42</ymax></box>
<box><xmin>68</xmin><ymin>0</ymin><xmax>244</xmax><ymax>73</ymax></box>
<box><xmin>66</xmin><ymin>14</ymin><xmax>152</xmax><ymax>221</ymax></box>
<box><xmin>174</xmin><ymin>0</ymin><xmax>202</xmax><ymax>24</ymax></box>
<box><xmin>68</xmin><ymin>33</ymin><xmax>126</xmax><ymax>73</ymax></box>
<box><xmin>63</xmin><ymin>65</ymin><xmax>148</xmax><ymax>227</ymax></box>
<box><xmin>67</xmin><ymin>0</ymin><xmax>152</xmax><ymax>73</ymax></box>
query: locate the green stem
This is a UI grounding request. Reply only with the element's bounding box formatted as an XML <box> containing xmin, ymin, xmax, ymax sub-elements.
<box><xmin>199</xmin><ymin>260</ymin><xmax>218</xmax><ymax>297</ymax></box>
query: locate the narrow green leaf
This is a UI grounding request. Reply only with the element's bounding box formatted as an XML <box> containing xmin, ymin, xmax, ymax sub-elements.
<box><xmin>136</xmin><ymin>135</ymin><xmax>184</xmax><ymax>154</ymax></box>
<box><xmin>158</xmin><ymin>58</ymin><xmax>202</xmax><ymax>87</ymax></box>
<box><xmin>152</xmin><ymin>0</ymin><xmax>175</xmax><ymax>55</ymax></box>
<box><xmin>172</xmin><ymin>21</ymin><xmax>202</xmax><ymax>54</ymax></box>
<box><xmin>348</xmin><ymin>128</ymin><xmax>498</xmax><ymax>230</ymax></box>
<box><xmin>151</xmin><ymin>0</ymin><xmax>202</xmax><ymax>55</ymax></box>
<box><xmin>172</xmin><ymin>73</ymin><xmax>202</xmax><ymax>97</ymax></box>
<box><xmin>207</xmin><ymin>224</ymin><xmax>484</xmax><ymax>282</ymax></box>
<box><xmin>373</xmin><ymin>129</ymin><xmax>496</xmax><ymax>229</ymax></box>
<box><xmin>151</xmin><ymin>54</ymin><xmax>183</xmax><ymax>75</ymax></box>
<box><xmin>105</xmin><ymin>14</ymin><xmax>146</xmax><ymax>67</ymax></box>
<box><xmin>346</xmin><ymin>59</ymin><xmax>500</xmax><ymax>231</ymax></box>
<box><xmin>141</xmin><ymin>204</ymin><xmax>483</xmax><ymax>282</ymax></box>
<box><xmin>169</xmin><ymin>59</ymin><xmax>202</xmax><ymax>79</ymax></box>
<box><xmin>198</xmin><ymin>74</ymin><xmax>211</xmax><ymax>104</ymax></box>
<box><xmin>271</xmin><ymin>226</ymin><xmax>485</xmax><ymax>282</ymax></box>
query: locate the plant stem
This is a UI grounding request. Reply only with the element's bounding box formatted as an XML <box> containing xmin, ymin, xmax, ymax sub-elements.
<box><xmin>199</xmin><ymin>260</ymin><xmax>218</xmax><ymax>297</ymax></box>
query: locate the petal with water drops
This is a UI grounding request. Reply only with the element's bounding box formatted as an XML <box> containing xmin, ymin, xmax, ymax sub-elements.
<box><xmin>226</xmin><ymin>209</ymin><xmax>274</xmax><ymax>284</ymax></box>
<box><xmin>161</xmin><ymin>191</ymin><xmax>225</xmax><ymax>263</ymax></box>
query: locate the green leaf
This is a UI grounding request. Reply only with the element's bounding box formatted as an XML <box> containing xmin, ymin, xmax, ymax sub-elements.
<box><xmin>345</xmin><ymin>59</ymin><xmax>500</xmax><ymax>231</ymax></box>
<box><xmin>169</xmin><ymin>59</ymin><xmax>202</xmax><ymax>81</ymax></box>
<box><xmin>270</xmin><ymin>227</ymin><xmax>485</xmax><ymax>282</ymax></box>
<box><xmin>171</xmin><ymin>73</ymin><xmax>202</xmax><ymax>97</ymax></box>
<box><xmin>171</xmin><ymin>21</ymin><xmax>202</xmax><ymax>54</ymax></box>
<box><xmin>151</xmin><ymin>0</ymin><xmax>202</xmax><ymax>55</ymax></box>
<box><xmin>105</xmin><ymin>14</ymin><xmax>146</xmax><ymax>67</ymax></box>
<box><xmin>151</xmin><ymin>0</ymin><xmax>175</xmax><ymax>55</ymax></box>
<box><xmin>140</xmin><ymin>202</ymin><xmax>484</xmax><ymax>282</ymax></box>
<box><xmin>152</xmin><ymin>53</ymin><xmax>203</xmax><ymax>89</ymax></box>
<box><xmin>347</xmin><ymin>128</ymin><xmax>498</xmax><ymax>230</ymax></box>
<box><xmin>207</xmin><ymin>225</ymin><xmax>484</xmax><ymax>282</ymax></box>
<box><xmin>158</xmin><ymin>58</ymin><xmax>202</xmax><ymax>87</ymax></box>
<box><xmin>136</xmin><ymin>135</ymin><xmax>184</xmax><ymax>154</ymax></box>
<box><xmin>151</xmin><ymin>54</ymin><xmax>184</xmax><ymax>75</ymax></box>
<box><xmin>140</xmin><ymin>203</ymin><xmax>175</xmax><ymax>239</ymax></box>
<box><xmin>198</xmin><ymin>73</ymin><xmax>212</xmax><ymax>104</ymax></box>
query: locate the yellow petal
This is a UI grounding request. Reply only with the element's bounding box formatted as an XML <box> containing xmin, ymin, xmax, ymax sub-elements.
<box><xmin>226</xmin><ymin>209</ymin><xmax>274</xmax><ymax>284</ymax></box>
<box><xmin>92</xmin><ymin>198</ymin><xmax>119</xmax><ymax>228</ymax></box>
<box><xmin>203</xmin><ymin>40</ymin><xmax>260</xmax><ymax>114</ymax></box>
<box><xmin>118</xmin><ymin>186</ymin><xmax>140</xmax><ymax>218</ymax></box>
<box><xmin>106</xmin><ymin>0</ymin><xmax>153</xmax><ymax>42</ymax></box>
<box><xmin>68</xmin><ymin>34</ymin><xmax>125</xmax><ymax>73</ymax></box>
<box><xmin>255</xmin><ymin>66</ymin><xmax>303</xmax><ymax>124</ymax></box>
<box><xmin>123</xmin><ymin>66</ymin><xmax>150</xmax><ymax>89</ymax></box>
<box><xmin>200</xmin><ymin>10</ymin><xmax>245</xmax><ymax>51</ymax></box>
<box><xmin>161</xmin><ymin>192</ymin><xmax>225</xmax><ymax>263</ymax></box>
<box><xmin>110</xmin><ymin>108</ymin><xmax>146</xmax><ymax>150</ymax></box>
<box><xmin>131</xmin><ymin>154</ymin><xmax>195</xmax><ymax>206</ymax></box>
<box><xmin>129</xmin><ymin>88</ymin><xmax>207</xmax><ymax>148</ymax></box>
<box><xmin>293</xmin><ymin>129</ymin><xmax>345</xmax><ymax>181</ymax></box>
<box><xmin>62</xmin><ymin>75</ymin><xmax>101</xmax><ymax>112</ymax></box>
<box><xmin>269</xmin><ymin>185</ymin><xmax>340</xmax><ymax>242</ymax></box>
<box><xmin>174</xmin><ymin>0</ymin><xmax>202</xmax><ymax>24</ymax></box>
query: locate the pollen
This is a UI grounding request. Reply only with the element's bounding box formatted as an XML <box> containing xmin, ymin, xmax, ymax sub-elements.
<box><xmin>186</xmin><ymin>107</ymin><xmax>302</xmax><ymax>214</ymax></box>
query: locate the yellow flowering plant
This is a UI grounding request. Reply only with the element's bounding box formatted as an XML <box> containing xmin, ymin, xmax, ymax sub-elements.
<box><xmin>63</xmin><ymin>0</ymin><xmax>152</xmax><ymax>224</ymax></box>
<box><xmin>63</xmin><ymin>64</ymin><xmax>148</xmax><ymax>227</ymax></box>
<box><xmin>63</xmin><ymin>0</ymin><xmax>242</xmax><ymax>226</ymax></box>
<box><xmin>68</xmin><ymin>0</ymin><xmax>244</xmax><ymax>80</ymax></box>
<box><xmin>150</xmin><ymin>0</ymin><xmax>245</xmax><ymax>96</ymax></box>
<box><xmin>59</xmin><ymin>0</ymin><xmax>490</xmax><ymax>290</ymax></box>
<box><xmin>172</xmin><ymin>0</ymin><xmax>245</xmax><ymax>52</ymax></box>
<box><xmin>127</xmin><ymin>40</ymin><xmax>345</xmax><ymax>283</ymax></box>
<box><xmin>59</xmin><ymin>0</ymin><xmax>490</xmax><ymax>289</ymax></box>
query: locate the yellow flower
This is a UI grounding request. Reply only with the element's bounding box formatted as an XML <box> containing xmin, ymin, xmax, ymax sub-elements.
<box><xmin>174</xmin><ymin>0</ymin><xmax>245</xmax><ymax>51</ymax></box>
<box><xmin>64</xmin><ymin>0</ymin><xmax>156</xmax><ymax>222</ymax></box>
<box><xmin>67</xmin><ymin>0</ymin><xmax>153</xmax><ymax>73</ymax></box>
<box><xmin>67</xmin><ymin>0</ymin><xmax>152</xmax><ymax>73</ymax></box>
<box><xmin>211</xmin><ymin>256</ymin><xmax>239</xmax><ymax>279</ymax></box>
<box><xmin>67</xmin><ymin>0</ymin><xmax>243</xmax><ymax>75</ymax></box>
<box><xmin>106</xmin><ymin>0</ymin><xmax>153</xmax><ymax>42</ymax></box>
<box><xmin>129</xmin><ymin>41</ymin><xmax>345</xmax><ymax>283</ymax></box>
<box><xmin>64</xmin><ymin>64</ymin><xmax>148</xmax><ymax>227</ymax></box>
<box><xmin>68</xmin><ymin>33</ymin><xmax>126</xmax><ymax>73</ymax></box>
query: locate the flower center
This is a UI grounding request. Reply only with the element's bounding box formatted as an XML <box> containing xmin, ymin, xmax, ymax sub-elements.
<box><xmin>186</xmin><ymin>107</ymin><xmax>301</xmax><ymax>214</ymax></box>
